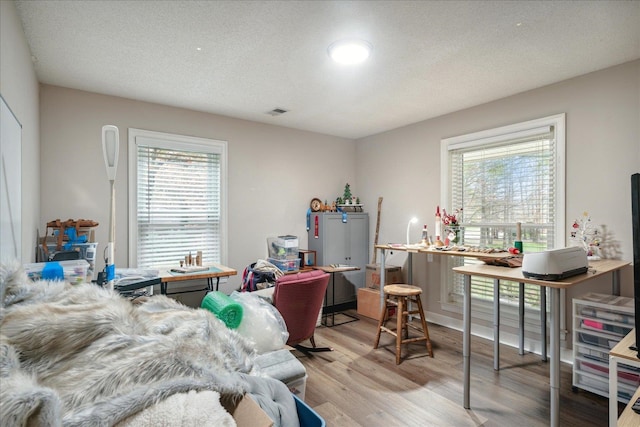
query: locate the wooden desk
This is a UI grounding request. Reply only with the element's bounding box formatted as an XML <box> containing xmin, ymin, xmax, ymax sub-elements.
<box><xmin>453</xmin><ymin>259</ymin><xmax>629</xmax><ymax>427</ymax></box>
<box><xmin>375</xmin><ymin>244</ymin><xmax>543</xmax><ymax>363</ymax></box>
<box><xmin>610</xmin><ymin>329</ymin><xmax>640</xmax><ymax>426</ymax></box>
<box><xmin>617</xmin><ymin>386</ymin><xmax>640</xmax><ymax>427</ymax></box>
<box><xmin>375</xmin><ymin>244</ymin><xmax>509</xmax><ymax>288</ymax></box>
<box><xmin>313</xmin><ymin>265</ymin><xmax>360</xmax><ymax>327</ymax></box>
<box><xmin>157</xmin><ymin>264</ymin><xmax>237</xmax><ymax>295</ymax></box>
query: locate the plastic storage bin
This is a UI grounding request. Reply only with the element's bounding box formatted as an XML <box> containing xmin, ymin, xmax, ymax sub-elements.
<box><xmin>268</xmin><ymin>258</ymin><xmax>301</xmax><ymax>272</ymax></box>
<box><xmin>294</xmin><ymin>394</ymin><xmax>325</xmax><ymax>427</ymax></box>
<box><xmin>267</xmin><ymin>236</ymin><xmax>299</xmax><ymax>260</ymax></box>
<box><xmin>287</xmin><ymin>374</ymin><xmax>308</xmax><ymax>401</ymax></box>
<box><xmin>24</xmin><ymin>259</ymin><xmax>90</xmax><ymax>284</ymax></box>
<box><xmin>46</xmin><ymin>242</ymin><xmax>98</xmax><ymax>280</ymax></box>
<box><xmin>572</xmin><ymin>292</ymin><xmax>637</xmax><ymax>403</ymax></box>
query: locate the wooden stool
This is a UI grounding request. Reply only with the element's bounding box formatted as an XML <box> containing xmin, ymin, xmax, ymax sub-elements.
<box><xmin>373</xmin><ymin>284</ymin><xmax>433</xmax><ymax>364</ymax></box>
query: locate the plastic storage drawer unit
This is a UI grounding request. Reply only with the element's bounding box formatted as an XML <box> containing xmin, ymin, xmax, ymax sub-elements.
<box><xmin>572</xmin><ymin>293</ymin><xmax>637</xmax><ymax>403</ymax></box>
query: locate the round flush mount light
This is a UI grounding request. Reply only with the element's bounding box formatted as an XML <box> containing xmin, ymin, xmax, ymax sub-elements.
<box><xmin>328</xmin><ymin>39</ymin><xmax>372</xmax><ymax>65</ymax></box>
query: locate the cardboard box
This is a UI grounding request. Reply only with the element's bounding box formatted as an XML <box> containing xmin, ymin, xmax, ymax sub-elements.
<box><xmin>365</xmin><ymin>263</ymin><xmax>403</xmax><ymax>289</ymax></box>
<box><xmin>223</xmin><ymin>394</ymin><xmax>274</xmax><ymax>427</ymax></box>
<box><xmin>357</xmin><ymin>287</ymin><xmax>384</xmax><ymax>320</ymax></box>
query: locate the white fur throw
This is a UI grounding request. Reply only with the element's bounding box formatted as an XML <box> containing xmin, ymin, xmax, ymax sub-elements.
<box><xmin>115</xmin><ymin>390</ymin><xmax>235</xmax><ymax>427</ymax></box>
<box><xmin>0</xmin><ymin>261</ymin><xmax>257</xmax><ymax>426</ymax></box>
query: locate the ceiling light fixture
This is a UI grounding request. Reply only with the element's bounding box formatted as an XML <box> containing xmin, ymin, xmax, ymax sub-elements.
<box><xmin>328</xmin><ymin>39</ymin><xmax>372</xmax><ymax>65</ymax></box>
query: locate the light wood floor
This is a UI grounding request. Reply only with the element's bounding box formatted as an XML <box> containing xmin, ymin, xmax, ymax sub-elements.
<box><xmin>294</xmin><ymin>310</ymin><xmax>620</xmax><ymax>427</ymax></box>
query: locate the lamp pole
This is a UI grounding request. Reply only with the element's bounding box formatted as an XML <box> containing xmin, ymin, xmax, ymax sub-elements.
<box><xmin>102</xmin><ymin>125</ymin><xmax>119</xmax><ymax>291</ymax></box>
<box><xmin>406</xmin><ymin>217</ymin><xmax>418</xmax><ymax>245</ymax></box>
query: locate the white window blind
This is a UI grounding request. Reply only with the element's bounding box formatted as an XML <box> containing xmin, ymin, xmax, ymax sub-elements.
<box><xmin>441</xmin><ymin>114</ymin><xmax>565</xmax><ymax>314</ymax></box>
<box><xmin>129</xmin><ymin>129</ymin><xmax>227</xmax><ymax>268</ymax></box>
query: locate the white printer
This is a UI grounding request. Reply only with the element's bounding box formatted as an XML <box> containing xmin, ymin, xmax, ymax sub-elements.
<box><xmin>522</xmin><ymin>247</ymin><xmax>588</xmax><ymax>281</ymax></box>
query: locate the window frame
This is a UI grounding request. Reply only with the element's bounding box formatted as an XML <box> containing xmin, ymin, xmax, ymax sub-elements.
<box><xmin>439</xmin><ymin>114</ymin><xmax>566</xmax><ymax>322</ymax></box>
<box><xmin>127</xmin><ymin>128</ymin><xmax>228</xmax><ymax>268</ymax></box>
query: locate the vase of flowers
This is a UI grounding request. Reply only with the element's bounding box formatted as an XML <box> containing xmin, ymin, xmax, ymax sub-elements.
<box><xmin>442</xmin><ymin>208</ymin><xmax>463</xmax><ymax>245</ymax></box>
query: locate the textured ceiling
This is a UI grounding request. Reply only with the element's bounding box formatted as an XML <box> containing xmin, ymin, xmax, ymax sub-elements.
<box><xmin>14</xmin><ymin>0</ymin><xmax>640</xmax><ymax>139</ymax></box>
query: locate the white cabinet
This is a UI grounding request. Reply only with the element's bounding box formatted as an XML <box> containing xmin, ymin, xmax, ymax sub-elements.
<box><xmin>572</xmin><ymin>293</ymin><xmax>639</xmax><ymax>403</ymax></box>
<box><xmin>308</xmin><ymin>212</ymin><xmax>369</xmax><ymax>305</ymax></box>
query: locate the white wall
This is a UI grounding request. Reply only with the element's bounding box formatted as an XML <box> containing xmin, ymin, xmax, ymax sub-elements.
<box><xmin>38</xmin><ymin>85</ymin><xmax>356</xmax><ymax>292</ymax></box>
<box><xmin>0</xmin><ymin>0</ymin><xmax>40</xmax><ymax>263</ymax></box>
<box><xmin>355</xmin><ymin>60</ymin><xmax>640</xmax><ymax>335</ymax></box>
<box><xmin>5</xmin><ymin>0</ymin><xmax>639</xmax><ymax>333</ymax></box>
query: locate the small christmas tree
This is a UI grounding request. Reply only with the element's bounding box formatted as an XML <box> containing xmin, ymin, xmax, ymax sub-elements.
<box><xmin>343</xmin><ymin>183</ymin><xmax>352</xmax><ymax>201</ymax></box>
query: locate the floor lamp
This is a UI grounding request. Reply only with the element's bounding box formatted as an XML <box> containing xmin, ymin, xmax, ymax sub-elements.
<box><xmin>102</xmin><ymin>125</ymin><xmax>119</xmax><ymax>291</ymax></box>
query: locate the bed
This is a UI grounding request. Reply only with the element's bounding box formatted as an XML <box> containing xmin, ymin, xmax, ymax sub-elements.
<box><xmin>0</xmin><ymin>261</ymin><xmax>299</xmax><ymax>427</ymax></box>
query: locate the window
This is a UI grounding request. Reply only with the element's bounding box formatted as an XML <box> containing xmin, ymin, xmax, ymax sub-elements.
<box><xmin>128</xmin><ymin>129</ymin><xmax>227</xmax><ymax>268</ymax></box>
<box><xmin>440</xmin><ymin>114</ymin><xmax>565</xmax><ymax>318</ymax></box>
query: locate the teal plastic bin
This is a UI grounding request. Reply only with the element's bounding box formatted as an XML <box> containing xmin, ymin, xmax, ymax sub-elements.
<box><xmin>293</xmin><ymin>394</ymin><xmax>325</xmax><ymax>427</ymax></box>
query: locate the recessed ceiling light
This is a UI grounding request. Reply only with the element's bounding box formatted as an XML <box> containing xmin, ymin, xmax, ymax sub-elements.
<box><xmin>328</xmin><ymin>39</ymin><xmax>372</xmax><ymax>65</ymax></box>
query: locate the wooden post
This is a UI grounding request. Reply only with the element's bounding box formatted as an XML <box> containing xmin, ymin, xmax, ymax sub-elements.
<box><xmin>371</xmin><ymin>197</ymin><xmax>383</xmax><ymax>264</ymax></box>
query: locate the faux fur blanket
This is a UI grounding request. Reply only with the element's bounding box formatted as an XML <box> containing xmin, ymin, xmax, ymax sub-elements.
<box><xmin>0</xmin><ymin>261</ymin><xmax>258</xmax><ymax>426</ymax></box>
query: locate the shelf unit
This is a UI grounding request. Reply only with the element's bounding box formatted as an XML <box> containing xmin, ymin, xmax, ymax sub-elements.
<box><xmin>572</xmin><ymin>292</ymin><xmax>638</xmax><ymax>403</ymax></box>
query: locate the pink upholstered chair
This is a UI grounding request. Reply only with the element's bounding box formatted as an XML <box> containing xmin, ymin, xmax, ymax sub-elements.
<box><xmin>272</xmin><ymin>269</ymin><xmax>332</xmax><ymax>352</ymax></box>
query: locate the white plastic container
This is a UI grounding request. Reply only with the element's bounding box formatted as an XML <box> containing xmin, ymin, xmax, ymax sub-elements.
<box><xmin>287</xmin><ymin>374</ymin><xmax>308</xmax><ymax>401</ymax></box>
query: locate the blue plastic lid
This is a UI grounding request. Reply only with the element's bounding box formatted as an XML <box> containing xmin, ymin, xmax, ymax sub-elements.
<box><xmin>42</xmin><ymin>262</ymin><xmax>64</xmax><ymax>281</ymax></box>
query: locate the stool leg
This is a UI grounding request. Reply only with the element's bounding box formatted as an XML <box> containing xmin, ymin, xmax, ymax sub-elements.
<box><xmin>395</xmin><ymin>296</ymin><xmax>404</xmax><ymax>364</ymax></box>
<box><xmin>402</xmin><ymin>298</ymin><xmax>410</xmax><ymax>340</ymax></box>
<box><xmin>415</xmin><ymin>296</ymin><xmax>433</xmax><ymax>357</ymax></box>
<box><xmin>373</xmin><ymin>293</ymin><xmax>388</xmax><ymax>349</ymax></box>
